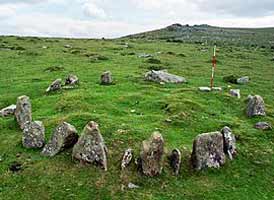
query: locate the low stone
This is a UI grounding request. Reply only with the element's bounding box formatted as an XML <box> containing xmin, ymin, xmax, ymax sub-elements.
<box><xmin>230</xmin><ymin>89</ymin><xmax>241</xmax><ymax>98</ymax></box>
<box><xmin>198</xmin><ymin>87</ymin><xmax>211</xmax><ymax>92</ymax></box>
<box><xmin>138</xmin><ymin>53</ymin><xmax>153</xmax><ymax>58</ymax></box>
<box><xmin>15</xmin><ymin>95</ymin><xmax>32</xmax><ymax>130</ymax></box>
<box><xmin>121</xmin><ymin>148</ymin><xmax>133</xmax><ymax>170</ymax></box>
<box><xmin>246</xmin><ymin>95</ymin><xmax>266</xmax><ymax>117</ymax></box>
<box><xmin>237</xmin><ymin>76</ymin><xmax>249</xmax><ymax>84</ymax></box>
<box><xmin>101</xmin><ymin>71</ymin><xmax>113</xmax><ymax>85</ymax></box>
<box><xmin>254</xmin><ymin>122</ymin><xmax>272</xmax><ymax>130</ymax></box>
<box><xmin>23</xmin><ymin>121</ymin><xmax>45</xmax><ymax>148</ymax></box>
<box><xmin>64</xmin><ymin>44</ymin><xmax>72</xmax><ymax>48</ymax></box>
<box><xmin>221</xmin><ymin>126</ymin><xmax>237</xmax><ymax>160</ymax></box>
<box><xmin>128</xmin><ymin>182</ymin><xmax>140</xmax><ymax>189</ymax></box>
<box><xmin>145</xmin><ymin>70</ymin><xmax>187</xmax><ymax>84</ymax></box>
<box><xmin>46</xmin><ymin>79</ymin><xmax>62</xmax><ymax>93</ymax></box>
<box><xmin>0</xmin><ymin>104</ymin><xmax>16</xmax><ymax>117</ymax></box>
<box><xmin>65</xmin><ymin>74</ymin><xmax>79</xmax><ymax>86</ymax></box>
<box><xmin>211</xmin><ymin>87</ymin><xmax>222</xmax><ymax>92</ymax></box>
<box><xmin>72</xmin><ymin>121</ymin><xmax>108</xmax><ymax>171</ymax></box>
<box><xmin>41</xmin><ymin>122</ymin><xmax>78</xmax><ymax>157</ymax></box>
<box><xmin>9</xmin><ymin>162</ymin><xmax>22</xmax><ymax>172</ymax></box>
<box><xmin>168</xmin><ymin>149</ymin><xmax>181</xmax><ymax>175</ymax></box>
<box><xmin>191</xmin><ymin>132</ymin><xmax>225</xmax><ymax>170</ymax></box>
<box><xmin>140</xmin><ymin>132</ymin><xmax>164</xmax><ymax>177</ymax></box>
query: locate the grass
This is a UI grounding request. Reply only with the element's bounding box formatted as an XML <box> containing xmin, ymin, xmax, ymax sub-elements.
<box><xmin>0</xmin><ymin>35</ymin><xmax>273</xmax><ymax>199</ymax></box>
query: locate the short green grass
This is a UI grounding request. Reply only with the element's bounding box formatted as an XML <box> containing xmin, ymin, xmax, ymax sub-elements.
<box><xmin>0</xmin><ymin>36</ymin><xmax>274</xmax><ymax>200</ymax></box>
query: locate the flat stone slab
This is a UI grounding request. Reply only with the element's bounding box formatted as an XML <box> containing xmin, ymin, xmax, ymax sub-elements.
<box><xmin>168</xmin><ymin>148</ymin><xmax>181</xmax><ymax>176</ymax></box>
<box><xmin>0</xmin><ymin>104</ymin><xmax>16</xmax><ymax>117</ymax></box>
<box><xmin>254</xmin><ymin>122</ymin><xmax>272</xmax><ymax>130</ymax></box>
<box><xmin>46</xmin><ymin>79</ymin><xmax>62</xmax><ymax>93</ymax></box>
<box><xmin>145</xmin><ymin>70</ymin><xmax>187</xmax><ymax>84</ymax></box>
<box><xmin>23</xmin><ymin>121</ymin><xmax>45</xmax><ymax>148</ymax></box>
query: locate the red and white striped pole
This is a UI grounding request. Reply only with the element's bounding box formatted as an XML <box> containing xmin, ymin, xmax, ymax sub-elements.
<box><xmin>210</xmin><ymin>45</ymin><xmax>217</xmax><ymax>89</ymax></box>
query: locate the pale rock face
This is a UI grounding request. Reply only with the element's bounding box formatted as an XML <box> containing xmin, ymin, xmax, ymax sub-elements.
<box><xmin>0</xmin><ymin>104</ymin><xmax>16</xmax><ymax>117</ymax></box>
<box><xmin>230</xmin><ymin>89</ymin><xmax>241</xmax><ymax>99</ymax></box>
<box><xmin>221</xmin><ymin>126</ymin><xmax>237</xmax><ymax>160</ymax></box>
<box><xmin>145</xmin><ymin>70</ymin><xmax>187</xmax><ymax>84</ymax></box>
<box><xmin>15</xmin><ymin>95</ymin><xmax>32</xmax><ymax>130</ymax></box>
<box><xmin>121</xmin><ymin>148</ymin><xmax>133</xmax><ymax>170</ymax></box>
<box><xmin>246</xmin><ymin>95</ymin><xmax>266</xmax><ymax>117</ymax></box>
<box><xmin>23</xmin><ymin>121</ymin><xmax>45</xmax><ymax>148</ymax></box>
<box><xmin>46</xmin><ymin>79</ymin><xmax>62</xmax><ymax>93</ymax></box>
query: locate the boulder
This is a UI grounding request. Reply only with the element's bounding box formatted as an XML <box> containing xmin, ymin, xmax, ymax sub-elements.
<box><xmin>23</xmin><ymin>121</ymin><xmax>45</xmax><ymax>148</ymax></box>
<box><xmin>191</xmin><ymin>132</ymin><xmax>225</xmax><ymax>170</ymax></box>
<box><xmin>0</xmin><ymin>104</ymin><xmax>16</xmax><ymax>117</ymax></box>
<box><xmin>140</xmin><ymin>132</ymin><xmax>164</xmax><ymax>176</ymax></box>
<box><xmin>254</xmin><ymin>122</ymin><xmax>272</xmax><ymax>130</ymax></box>
<box><xmin>41</xmin><ymin>122</ymin><xmax>78</xmax><ymax>157</ymax></box>
<box><xmin>121</xmin><ymin>148</ymin><xmax>133</xmax><ymax>170</ymax></box>
<box><xmin>168</xmin><ymin>149</ymin><xmax>181</xmax><ymax>175</ymax></box>
<box><xmin>100</xmin><ymin>71</ymin><xmax>113</xmax><ymax>85</ymax></box>
<box><xmin>198</xmin><ymin>87</ymin><xmax>211</xmax><ymax>92</ymax></box>
<box><xmin>65</xmin><ymin>74</ymin><xmax>79</xmax><ymax>86</ymax></box>
<box><xmin>246</xmin><ymin>95</ymin><xmax>266</xmax><ymax>117</ymax></box>
<box><xmin>72</xmin><ymin>121</ymin><xmax>108</xmax><ymax>171</ymax></box>
<box><xmin>15</xmin><ymin>95</ymin><xmax>32</xmax><ymax>130</ymax></box>
<box><xmin>230</xmin><ymin>89</ymin><xmax>241</xmax><ymax>98</ymax></box>
<box><xmin>237</xmin><ymin>76</ymin><xmax>249</xmax><ymax>84</ymax></box>
<box><xmin>221</xmin><ymin>127</ymin><xmax>237</xmax><ymax>160</ymax></box>
<box><xmin>46</xmin><ymin>79</ymin><xmax>62</xmax><ymax>93</ymax></box>
<box><xmin>145</xmin><ymin>70</ymin><xmax>187</xmax><ymax>84</ymax></box>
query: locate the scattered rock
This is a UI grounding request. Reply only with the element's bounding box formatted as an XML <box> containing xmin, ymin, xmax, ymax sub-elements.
<box><xmin>198</xmin><ymin>87</ymin><xmax>211</xmax><ymax>92</ymax></box>
<box><xmin>254</xmin><ymin>122</ymin><xmax>272</xmax><ymax>130</ymax></box>
<box><xmin>128</xmin><ymin>182</ymin><xmax>140</xmax><ymax>189</ymax></box>
<box><xmin>138</xmin><ymin>53</ymin><xmax>153</xmax><ymax>58</ymax></box>
<box><xmin>145</xmin><ymin>70</ymin><xmax>187</xmax><ymax>84</ymax></box>
<box><xmin>72</xmin><ymin>121</ymin><xmax>108</xmax><ymax>171</ymax></box>
<box><xmin>168</xmin><ymin>149</ymin><xmax>181</xmax><ymax>175</ymax></box>
<box><xmin>23</xmin><ymin>121</ymin><xmax>45</xmax><ymax>148</ymax></box>
<box><xmin>64</xmin><ymin>44</ymin><xmax>72</xmax><ymax>48</ymax></box>
<box><xmin>0</xmin><ymin>104</ymin><xmax>16</xmax><ymax>117</ymax></box>
<box><xmin>230</xmin><ymin>89</ymin><xmax>241</xmax><ymax>98</ymax></box>
<box><xmin>140</xmin><ymin>132</ymin><xmax>164</xmax><ymax>176</ymax></box>
<box><xmin>211</xmin><ymin>87</ymin><xmax>222</xmax><ymax>92</ymax></box>
<box><xmin>100</xmin><ymin>71</ymin><xmax>113</xmax><ymax>85</ymax></box>
<box><xmin>15</xmin><ymin>95</ymin><xmax>32</xmax><ymax>130</ymax></box>
<box><xmin>121</xmin><ymin>148</ymin><xmax>133</xmax><ymax>170</ymax></box>
<box><xmin>191</xmin><ymin>132</ymin><xmax>226</xmax><ymax>170</ymax></box>
<box><xmin>237</xmin><ymin>76</ymin><xmax>249</xmax><ymax>84</ymax></box>
<box><xmin>46</xmin><ymin>79</ymin><xmax>62</xmax><ymax>93</ymax></box>
<box><xmin>221</xmin><ymin>127</ymin><xmax>237</xmax><ymax>160</ymax></box>
<box><xmin>246</xmin><ymin>95</ymin><xmax>266</xmax><ymax>117</ymax></box>
<box><xmin>65</xmin><ymin>74</ymin><xmax>79</xmax><ymax>86</ymax></box>
<box><xmin>9</xmin><ymin>162</ymin><xmax>22</xmax><ymax>172</ymax></box>
<box><xmin>41</xmin><ymin>122</ymin><xmax>78</xmax><ymax>157</ymax></box>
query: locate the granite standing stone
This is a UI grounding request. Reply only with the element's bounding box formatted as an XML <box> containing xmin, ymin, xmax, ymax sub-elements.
<box><xmin>168</xmin><ymin>149</ymin><xmax>181</xmax><ymax>175</ymax></box>
<box><xmin>0</xmin><ymin>104</ymin><xmax>16</xmax><ymax>117</ymax></box>
<box><xmin>23</xmin><ymin>121</ymin><xmax>45</xmax><ymax>148</ymax></box>
<box><xmin>221</xmin><ymin>126</ymin><xmax>237</xmax><ymax>160</ymax></box>
<box><xmin>101</xmin><ymin>71</ymin><xmax>113</xmax><ymax>85</ymax></box>
<box><xmin>246</xmin><ymin>95</ymin><xmax>266</xmax><ymax>117</ymax></box>
<box><xmin>15</xmin><ymin>95</ymin><xmax>32</xmax><ymax>130</ymax></box>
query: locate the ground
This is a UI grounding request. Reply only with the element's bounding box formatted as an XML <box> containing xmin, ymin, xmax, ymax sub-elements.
<box><xmin>0</xmin><ymin>36</ymin><xmax>273</xmax><ymax>200</ymax></box>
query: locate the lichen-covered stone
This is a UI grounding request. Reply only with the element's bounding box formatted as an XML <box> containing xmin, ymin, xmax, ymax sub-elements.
<box><xmin>221</xmin><ymin>126</ymin><xmax>237</xmax><ymax>160</ymax></box>
<box><xmin>0</xmin><ymin>104</ymin><xmax>16</xmax><ymax>117</ymax></box>
<box><xmin>46</xmin><ymin>79</ymin><xmax>62</xmax><ymax>93</ymax></box>
<box><xmin>230</xmin><ymin>89</ymin><xmax>241</xmax><ymax>99</ymax></box>
<box><xmin>41</xmin><ymin>122</ymin><xmax>78</xmax><ymax>157</ymax></box>
<box><xmin>23</xmin><ymin>121</ymin><xmax>45</xmax><ymax>148</ymax></box>
<box><xmin>121</xmin><ymin>148</ymin><xmax>133</xmax><ymax>170</ymax></box>
<box><xmin>191</xmin><ymin>132</ymin><xmax>225</xmax><ymax>170</ymax></box>
<box><xmin>168</xmin><ymin>149</ymin><xmax>181</xmax><ymax>175</ymax></box>
<box><xmin>246</xmin><ymin>95</ymin><xmax>266</xmax><ymax>117</ymax></box>
<box><xmin>145</xmin><ymin>70</ymin><xmax>187</xmax><ymax>84</ymax></box>
<box><xmin>140</xmin><ymin>132</ymin><xmax>164</xmax><ymax>177</ymax></box>
<box><xmin>254</xmin><ymin>122</ymin><xmax>272</xmax><ymax>130</ymax></box>
<box><xmin>100</xmin><ymin>71</ymin><xmax>113</xmax><ymax>85</ymax></box>
<box><xmin>15</xmin><ymin>95</ymin><xmax>32</xmax><ymax>130</ymax></box>
<box><xmin>237</xmin><ymin>76</ymin><xmax>249</xmax><ymax>84</ymax></box>
<box><xmin>65</xmin><ymin>74</ymin><xmax>79</xmax><ymax>86</ymax></box>
<box><xmin>72</xmin><ymin>121</ymin><xmax>108</xmax><ymax>171</ymax></box>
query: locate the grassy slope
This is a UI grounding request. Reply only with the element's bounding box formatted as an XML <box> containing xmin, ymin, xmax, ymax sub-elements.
<box><xmin>0</xmin><ymin>36</ymin><xmax>274</xmax><ymax>200</ymax></box>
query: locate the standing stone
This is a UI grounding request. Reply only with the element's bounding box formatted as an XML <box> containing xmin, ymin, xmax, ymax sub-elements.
<box><xmin>230</xmin><ymin>89</ymin><xmax>241</xmax><ymax>99</ymax></box>
<box><xmin>41</xmin><ymin>122</ymin><xmax>78</xmax><ymax>157</ymax></box>
<box><xmin>140</xmin><ymin>132</ymin><xmax>164</xmax><ymax>177</ymax></box>
<box><xmin>46</xmin><ymin>79</ymin><xmax>62</xmax><ymax>93</ymax></box>
<box><xmin>15</xmin><ymin>95</ymin><xmax>32</xmax><ymax>130</ymax></box>
<box><xmin>23</xmin><ymin>121</ymin><xmax>45</xmax><ymax>148</ymax></box>
<box><xmin>168</xmin><ymin>149</ymin><xmax>181</xmax><ymax>176</ymax></box>
<box><xmin>191</xmin><ymin>132</ymin><xmax>225</xmax><ymax>170</ymax></box>
<box><xmin>65</xmin><ymin>74</ymin><xmax>79</xmax><ymax>86</ymax></box>
<box><xmin>0</xmin><ymin>104</ymin><xmax>16</xmax><ymax>117</ymax></box>
<box><xmin>145</xmin><ymin>70</ymin><xmax>187</xmax><ymax>84</ymax></box>
<box><xmin>254</xmin><ymin>122</ymin><xmax>272</xmax><ymax>130</ymax></box>
<box><xmin>237</xmin><ymin>76</ymin><xmax>249</xmax><ymax>84</ymax></box>
<box><xmin>221</xmin><ymin>127</ymin><xmax>237</xmax><ymax>160</ymax></box>
<box><xmin>121</xmin><ymin>148</ymin><xmax>133</xmax><ymax>170</ymax></box>
<box><xmin>246</xmin><ymin>95</ymin><xmax>266</xmax><ymax>117</ymax></box>
<box><xmin>101</xmin><ymin>71</ymin><xmax>113</xmax><ymax>85</ymax></box>
<box><xmin>72</xmin><ymin>121</ymin><xmax>108</xmax><ymax>171</ymax></box>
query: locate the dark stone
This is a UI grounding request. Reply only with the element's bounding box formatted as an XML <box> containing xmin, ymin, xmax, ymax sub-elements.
<box><xmin>100</xmin><ymin>71</ymin><xmax>113</xmax><ymax>85</ymax></box>
<box><xmin>168</xmin><ymin>149</ymin><xmax>181</xmax><ymax>175</ymax></box>
<box><xmin>9</xmin><ymin>162</ymin><xmax>22</xmax><ymax>172</ymax></box>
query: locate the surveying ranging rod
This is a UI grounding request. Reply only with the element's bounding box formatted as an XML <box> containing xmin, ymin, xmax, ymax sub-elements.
<box><xmin>210</xmin><ymin>45</ymin><xmax>217</xmax><ymax>89</ymax></box>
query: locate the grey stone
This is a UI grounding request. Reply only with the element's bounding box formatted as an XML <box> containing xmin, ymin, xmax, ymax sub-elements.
<box><xmin>211</xmin><ymin>87</ymin><xmax>222</xmax><ymax>92</ymax></box>
<box><xmin>221</xmin><ymin>127</ymin><xmax>237</xmax><ymax>160</ymax></box>
<box><xmin>65</xmin><ymin>74</ymin><xmax>79</xmax><ymax>86</ymax></box>
<box><xmin>23</xmin><ymin>121</ymin><xmax>45</xmax><ymax>148</ymax></box>
<box><xmin>0</xmin><ymin>104</ymin><xmax>16</xmax><ymax>117</ymax></box>
<box><xmin>168</xmin><ymin>149</ymin><xmax>181</xmax><ymax>175</ymax></box>
<box><xmin>138</xmin><ymin>53</ymin><xmax>153</xmax><ymax>58</ymax></box>
<box><xmin>191</xmin><ymin>132</ymin><xmax>226</xmax><ymax>170</ymax></box>
<box><xmin>15</xmin><ymin>95</ymin><xmax>32</xmax><ymax>130</ymax></box>
<box><xmin>246</xmin><ymin>95</ymin><xmax>266</xmax><ymax>117</ymax></box>
<box><xmin>230</xmin><ymin>89</ymin><xmax>241</xmax><ymax>98</ymax></box>
<box><xmin>101</xmin><ymin>71</ymin><xmax>113</xmax><ymax>85</ymax></box>
<box><xmin>121</xmin><ymin>148</ymin><xmax>133</xmax><ymax>170</ymax></box>
<box><xmin>198</xmin><ymin>87</ymin><xmax>211</xmax><ymax>92</ymax></box>
<box><xmin>237</xmin><ymin>76</ymin><xmax>249</xmax><ymax>84</ymax></box>
<box><xmin>254</xmin><ymin>122</ymin><xmax>272</xmax><ymax>130</ymax></box>
<box><xmin>128</xmin><ymin>182</ymin><xmax>140</xmax><ymax>189</ymax></box>
<box><xmin>41</xmin><ymin>122</ymin><xmax>78</xmax><ymax>157</ymax></box>
<box><xmin>72</xmin><ymin>121</ymin><xmax>108</xmax><ymax>171</ymax></box>
<box><xmin>140</xmin><ymin>132</ymin><xmax>164</xmax><ymax>176</ymax></box>
<box><xmin>145</xmin><ymin>70</ymin><xmax>187</xmax><ymax>84</ymax></box>
<box><xmin>46</xmin><ymin>79</ymin><xmax>62</xmax><ymax>93</ymax></box>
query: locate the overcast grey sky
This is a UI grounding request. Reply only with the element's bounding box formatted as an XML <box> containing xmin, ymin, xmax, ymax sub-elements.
<box><xmin>1</xmin><ymin>0</ymin><xmax>274</xmax><ymax>38</ymax></box>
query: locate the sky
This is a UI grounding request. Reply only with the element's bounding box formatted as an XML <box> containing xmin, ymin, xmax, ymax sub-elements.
<box><xmin>1</xmin><ymin>0</ymin><xmax>274</xmax><ymax>38</ymax></box>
